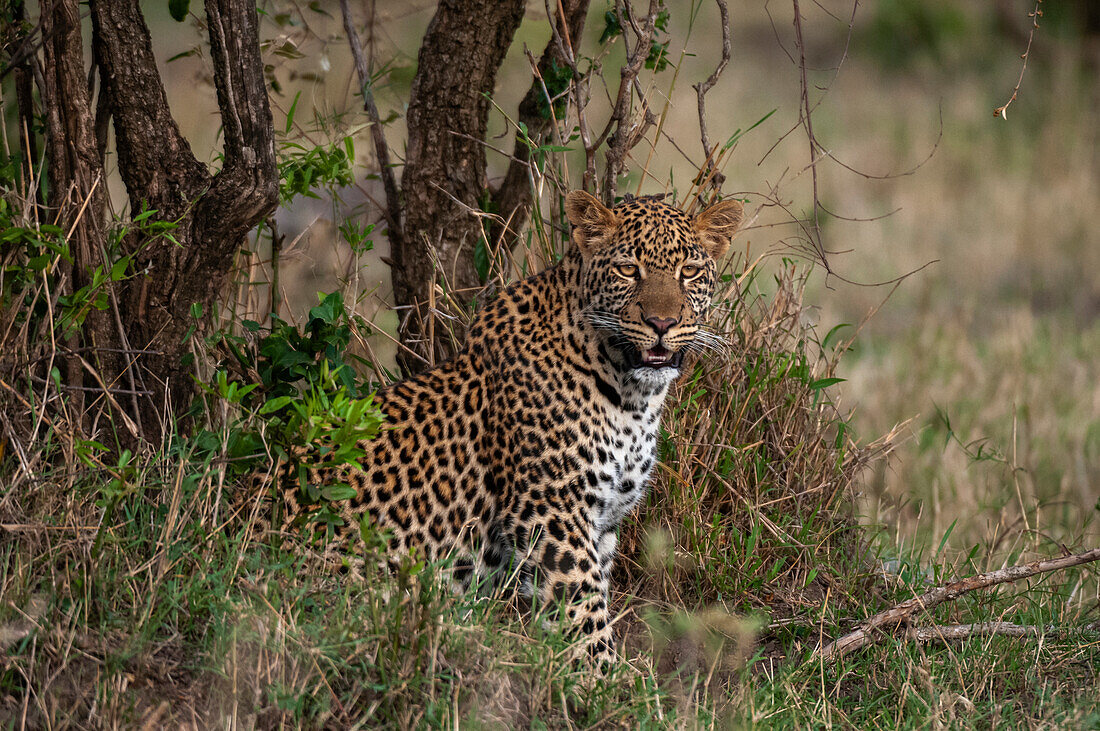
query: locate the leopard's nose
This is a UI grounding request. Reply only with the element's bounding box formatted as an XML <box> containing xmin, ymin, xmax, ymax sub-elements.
<box><xmin>644</xmin><ymin>316</ymin><xmax>679</xmax><ymax>336</ymax></box>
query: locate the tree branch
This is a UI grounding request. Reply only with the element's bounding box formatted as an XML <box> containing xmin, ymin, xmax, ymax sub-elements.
<box><xmin>339</xmin><ymin>0</ymin><xmax>403</xmax><ymax>253</ymax></box>
<box><xmin>40</xmin><ymin>0</ymin><xmax>113</xmax><ymax>419</ymax></box>
<box><xmin>86</xmin><ymin>0</ymin><xmax>276</xmax><ymax>438</ymax></box>
<box><xmin>89</xmin><ymin>0</ymin><xmax>209</xmax><ymax>218</ymax></box>
<box><xmin>906</xmin><ymin>622</ymin><xmax>1100</xmax><ymax>643</ymax></box>
<box><xmin>199</xmin><ymin>0</ymin><xmax>278</xmax><ymax>244</ymax></box>
<box><xmin>694</xmin><ymin>0</ymin><xmax>731</xmax><ymax>191</ymax></box>
<box><xmin>993</xmin><ymin>1</ymin><xmax>1042</xmax><ymax>119</ymax></box>
<box><xmin>397</xmin><ymin>0</ymin><xmax>526</xmax><ymax>373</ymax></box>
<box><xmin>599</xmin><ymin>0</ymin><xmax>659</xmax><ymax>203</ymax></box>
<box><xmin>5</xmin><ymin>1</ymin><xmax>41</xmax><ymax>212</ymax></box>
<box><xmin>816</xmin><ymin>547</ymin><xmax>1100</xmax><ymax>661</ymax></box>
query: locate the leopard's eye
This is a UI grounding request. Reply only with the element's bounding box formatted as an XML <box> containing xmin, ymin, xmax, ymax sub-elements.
<box><xmin>615</xmin><ymin>263</ymin><xmax>640</xmax><ymax>279</ymax></box>
<box><xmin>680</xmin><ymin>264</ymin><xmax>703</xmax><ymax>280</ymax></box>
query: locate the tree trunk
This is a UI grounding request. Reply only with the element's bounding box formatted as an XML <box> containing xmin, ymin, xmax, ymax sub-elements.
<box><xmin>68</xmin><ymin>0</ymin><xmax>278</xmax><ymax>438</ymax></box>
<box><xmin>397</xmin><ymin>0</ymin><xmax>526</xmax><ymax>373</ymax></box>
<box><xmin>6</xmin><ymin>1</ymin><xmax>41</xmax><ymax>216</ymax></box>
<box><xmin>39</xmin><ymin>0</ymin><xmax>116</xmax><ymax>429</ymax></box>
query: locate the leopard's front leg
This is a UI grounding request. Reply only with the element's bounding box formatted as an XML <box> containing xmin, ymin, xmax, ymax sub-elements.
<box><xmin>524</xmin><ymin>512</ymin><xmax>616</xmax><ymax>666</ymax></box>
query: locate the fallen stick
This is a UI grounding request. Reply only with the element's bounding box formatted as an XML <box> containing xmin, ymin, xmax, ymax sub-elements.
<box><xmin>906</xmin><ymin>622</ymin><xmax>1100</xmax><ymax>643</ymax></box>
<box><xmin>816</xmin><ymin>546</ymin><xmax>1100</xmax><ymax>661</ymax></box>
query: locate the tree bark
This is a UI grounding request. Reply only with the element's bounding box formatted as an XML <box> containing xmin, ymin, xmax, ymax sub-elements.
<box><xmin>398</xmin><ymin>0</ymin><xmax>526</xmax><ymax>373</ymax></box>
<box><xmin>6</xmin><ymin>1</ymin><xmax>41</xmax><ymax>214</ymax></box>
<box><xmin>40</xmin><ymin>0</ymin><xmax>114</xmax><ymax>426</ymax></box>
<box><xmin>84</xmin><ymin>0</ymin><xmax>277</xmax><ymax>434</ymax></box>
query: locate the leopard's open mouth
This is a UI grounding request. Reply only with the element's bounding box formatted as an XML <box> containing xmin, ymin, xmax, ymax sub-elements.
<box><xmin>625</xmin><ymin>344</ymin><xmax>684</xmax><ymax>370</ymax></box>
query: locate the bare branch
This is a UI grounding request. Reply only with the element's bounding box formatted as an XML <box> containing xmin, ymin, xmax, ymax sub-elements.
<box><xmin>816</xmin><ymin>547</ymin><xmax>1100</xmax><ymax>661</ymax></box>
<box><xmin>790</xmin><ymin>0</ymin><xmax>825</xmax><ymax>264</ymax></box>
<box><xmin>993</xmin><ymin>1</ymin><xmax>1042</xmax><ymax>119</ymax></box>
<box><xmin>491</xmin><ymin>0</ymin><xmax>591</xmax><ymax>246</ymax></box>
<box><xmin>600</xmin><ymin>0</ymin><xmax>660</xmax><ymax>202</ymax></box>
<box><xmin>694</xmin><ymin>0</ymin><xmax>731</xmax><ymax>191</ymax></box>
<box><xmin>339</xmin><ymin>0</ymin><xmax>404</xmax><ymax>252</ymax></box>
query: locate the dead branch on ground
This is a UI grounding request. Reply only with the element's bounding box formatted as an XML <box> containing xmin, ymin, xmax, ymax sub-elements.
<box><xmin>816</xmin><ymin>546</ymin><xmax>1100</xmax><ymax>661</ymax></box>
<box><xmin>906</xmin><ymin>622</ymin><xmax>1100</xmax><ymax>643</ymax></box>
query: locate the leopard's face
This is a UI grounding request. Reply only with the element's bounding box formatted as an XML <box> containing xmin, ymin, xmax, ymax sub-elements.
<box><xmin>566</xmin><ymin>194</ymin><xmax>744</xmax><ymax>385</ymax></box>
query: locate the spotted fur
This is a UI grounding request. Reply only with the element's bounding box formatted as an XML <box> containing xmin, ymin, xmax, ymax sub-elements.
<box><xmin>251</xmin><ymin>191</ymin><xmax>743</xmax><ymax>663</ymax></box>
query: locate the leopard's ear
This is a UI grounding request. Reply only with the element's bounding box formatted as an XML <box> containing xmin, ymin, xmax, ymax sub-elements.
<box><xmin>565</xmin><ymin>190</ymin><xmax>618</xmax><ymax>257</ymax></box>
<box><xmin>694</xmin><ymin>198</ymin><xmax>744</xmax><ymax>260</ymax></box>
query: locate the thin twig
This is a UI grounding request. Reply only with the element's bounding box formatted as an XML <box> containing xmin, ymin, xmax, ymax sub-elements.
<box><xmin>816</xmin><ymin>547</ymin><xmax>1100</xmax><ymax>661</ymax></box>
<box><xmin>25</xmin><ymin>373</ymin><xmax>153</xmax><ymax>396</ymax></box>
<box><xmin>790</xmin><ymin>0</ymin><xmax>824</xmax><ymax>265</ymax></box>
<box><xmin>693</xmin><ymin>0</ymin><xmax>730</xmax><ymax>191</ymax></box>
<box><xmin>993</xmin><ymin>1</ymin><xmax>1042</xmax><ymax>119</ymax></box>
<box><xmin>339</xmin><ymin>0</ymin><xmax>403</xmax><ymax>249</ymax></box>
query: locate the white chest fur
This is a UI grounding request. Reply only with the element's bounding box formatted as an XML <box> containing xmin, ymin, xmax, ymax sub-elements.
<box><xmin>590</xmin><ymin>382</ymin><xmax>668</xmax><ymax>534</ymax></box>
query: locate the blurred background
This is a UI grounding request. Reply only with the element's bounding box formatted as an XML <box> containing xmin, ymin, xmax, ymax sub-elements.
<box><xmin>143</xmin><ymin>0</ymin><xmax>1100</xmax><ymax>556</ymax></box>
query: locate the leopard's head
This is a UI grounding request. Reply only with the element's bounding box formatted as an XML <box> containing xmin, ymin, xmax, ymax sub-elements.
<box><xmin>565</xmin><ymin>191</ymin><xmax>743</xmax><ymax>385</ymax></box>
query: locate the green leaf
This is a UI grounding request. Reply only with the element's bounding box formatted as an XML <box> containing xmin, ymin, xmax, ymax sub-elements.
<box><xmin>168</xmin><ymin>0</ymin><xmax>190</xmax><ymax>22</ymax></box>
<box><xmin>285</xmin><ymin>90</ymin><xmax>302</xmax><ymax>134</ymax></box>
<box><xmin>599</xmin><ymin>10</ymin><xmax>622</xmax><ymax>43</ymax></box>
<box><xmin>260</xmin><ymin>396</ymin><xmax>294</xmax><ymax>414</ymax></box>
<box><xmin>724</xmin><ymin>109</ymin><xmax>777</xmax><ymax>150</ymax></box>
<box><xmin>110</xmin><ymin>257</ymin><xmax>129</xmax><ymax>281</ymax></box>
<box><xmin>308</xmin><ymin>291</ymin><xmax>344</xmax><ymax>325</ymax></box>
<box><xmin>821</xmin><ymin>323</ymin><xmax>852</xmax><ymax>351</ymax></box>
<box><xmin>473</xmin><ymin>237</ymin><xmax>490</xmax><ymax>283</ymax></box>
<box><xmin>808</xmin><ymin>377</ymin><xmax>845</xmax><ymax>391</ymax></box>
<box><xmin>166</xmin><ymin>48</ymin><xmax>198</xmax><ymax>63</ymax></box>
<box><xmin>320</xmin><ymin>484</ymin><xmax>356</xmax><ymax>502</ymax></box>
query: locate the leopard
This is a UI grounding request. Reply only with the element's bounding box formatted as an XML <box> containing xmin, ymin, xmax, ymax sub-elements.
<box><xmin>249</xmin><ymin>190</ymin><xmax>743</xmax><ymax>664</ymax></box>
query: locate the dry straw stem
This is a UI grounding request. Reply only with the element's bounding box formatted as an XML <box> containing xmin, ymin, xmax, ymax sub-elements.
<box><xmin>816</xmin><ymin>546</ymin><xmax>1100</xmax><ymax>661</ymax></box>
